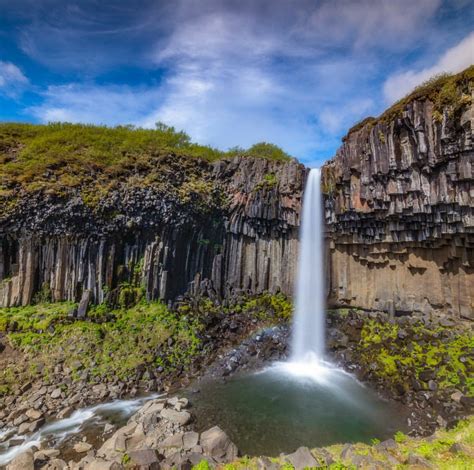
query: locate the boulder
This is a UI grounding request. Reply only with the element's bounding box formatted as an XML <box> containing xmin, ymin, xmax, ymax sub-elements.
<box><xmin>57</xmin><ymin>406</ymin><xmax>75</xmax><ymax>419</ymax></box>
<box><xmin>257</xmin><ymin>456</ymin><xmax>280</xmax><ymax>470</ymax></box>
<box><xmin>283</xmin><ymin>447</ymin><xmax>318</xmax><ymax>470</ymax></box>
<box><xmin>6</xmin><ymin>449</ymin><xmax>34</xmax><ymax>470</ymax></box>
<box><xmin>29</xmin><ymin>418</ymin><xmax>45</xmax><ymax>432</ymax></box>
<box><xmin>50</xmin><ymin>388</ymin><xmax>62</xmax><ymax>399</ymax></box>
<box><xmin>160</xmin><ymin>432</ymin><xmax>184</xmax><ymax>449</ymax></box>
<box><xmin>160</xmin><ymin>408</ymin><xmax>192</xmax><ymax>426</ymax></box>
<box><xmin>84</xmin><ymin>460</ymin><xmax>124</xmax><ymax>470</ymax></box>
<box><xmin>74</xmin><ymin>441</ymin><xmax>93</xmax><ymax>453</ymax></box>
<box><xmin>200</xmin><ymin>426</ymin><xmax>238</xmax><ymax>462</ymax></box>
<box><xmin>450</xmin><ymin>391</ymin><xmax>464</xmax><ymax>403</ymax></box>
<box><xmin>127</xmin><ymin>449</ymin><xmax>160</xmax><ymax>469</ymax></box>
<box><xmin>12</xmin><ymin>414</ymin><xmax>28</xmax><ymax>426</ymax></box>
<box><xmin>25</xmin><ymin>408</ymin><xmax>42</xmax><ymax>420</ymax></box>
<box><xmin>42</xmin><ymin>459</ymin><xmax>68</xmax><ymax>470</ymax></box>
<box><xmin>183</xmin><ymin>431</ymin><xmax>199</xmax><ymax>450</ymax></box>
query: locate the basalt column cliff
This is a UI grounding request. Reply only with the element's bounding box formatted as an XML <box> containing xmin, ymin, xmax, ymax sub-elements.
<box><xmin>0</xmin><ymin>154</ymin><xmax>305</xmax><ymax>307</ymax></box>
<box><xmin>322</xmin><ymin>70</ymin><xmax>474</xmax><ymax>319</ymax></box>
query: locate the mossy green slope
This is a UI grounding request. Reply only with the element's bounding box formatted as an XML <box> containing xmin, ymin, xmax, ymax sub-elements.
<box><xmin>0</xmin><ymin>292</ymin><xmax>292</xmax><ymax>396</ymax></box>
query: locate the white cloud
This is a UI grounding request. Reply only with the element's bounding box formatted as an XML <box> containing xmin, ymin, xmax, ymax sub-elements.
<box><xmin>29</xmin><ymin>83</ymin><xmax>163</xmax><ymax>125</ymax></box>
<box><xmin>383</xmin><ymin>31</ymin><xmax>474</xmax><ymax>103</ymax></box>
<box><xmin>302</xmin><ymin>0</ymin><xmax>442</xmax><ymax>50</ymax></box>
<box><xmin>0</xmin><ymin>61</ymin><xmax>28</xmax><ymax>95</ymax></box>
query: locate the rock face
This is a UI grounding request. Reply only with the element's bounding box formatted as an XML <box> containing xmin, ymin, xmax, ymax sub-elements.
<box><xmin>322</xmin><ymin>81</ymin><xmax>474</xmax><ymax>318</ymax></box>
<box><xmin>0</xmin><ymin>156</ymin><xmax>306</xmax><ymax>307</ymax></box>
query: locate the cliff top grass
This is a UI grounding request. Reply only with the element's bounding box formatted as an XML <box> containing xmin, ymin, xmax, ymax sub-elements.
<box><xmin>0</xmin><ymin>121</ymin><xmax>291</xmax><ymax>201</ymax></box>
<box><xmin>346</xmin><ymin>64</ymin><xmax>474</xmax><ymax>136</ymax></box>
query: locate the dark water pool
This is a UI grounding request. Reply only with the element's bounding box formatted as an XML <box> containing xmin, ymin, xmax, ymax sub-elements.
<box><xmin>187</xmin><ymin>361</ymin><xmax>408</xmax><ymax>456</ymax></box>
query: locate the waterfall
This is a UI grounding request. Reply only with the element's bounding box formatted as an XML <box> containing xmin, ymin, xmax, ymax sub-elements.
<box><xmin>291</xmin><ymin>168</ymin><xmax>325</xmax><ymax>362</ymax></box>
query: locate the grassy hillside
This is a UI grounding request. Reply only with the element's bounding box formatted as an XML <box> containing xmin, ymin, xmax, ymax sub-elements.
<box><xmin>0</xmin><ymin>122</ymin><xmax>291</xmax><ymax>205</ymax></box>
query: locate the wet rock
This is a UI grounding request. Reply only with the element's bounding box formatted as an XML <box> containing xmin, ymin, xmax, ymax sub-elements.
<box><xmin>57</xmin><ymin>406</ymin><xmax>74</xmax><ymax>419</ymax></box>
<box><xmin>8</xmin><ymin>438</ymin><xmax>25</xmax><ymax>447</ymax></box>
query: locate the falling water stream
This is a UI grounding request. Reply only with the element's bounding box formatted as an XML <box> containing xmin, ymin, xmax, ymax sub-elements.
<box><xmin>292</xmin><ymin>168</ymin><xmax>325</xmax><ymax>362</ymax></box>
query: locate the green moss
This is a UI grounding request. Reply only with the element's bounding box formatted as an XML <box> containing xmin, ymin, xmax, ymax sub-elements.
<box><xmin>254</xmin><ymin>172</ymin><xmax>279</xmax><ymax>192</ymax></box>
<box><xmin>1</xmin><ymin>300</ymin><xmax>204</xmax><ymax>386</ymax></box>
<box><xmin>358</xmin><ymin>319</ymin><xmax>474</xmax><ymax>396</ymax></box>
<box><xmin>395</xmin><ymin>431</ymin><xmax>408</xmax><ymax>443</ymax></box>
<box><xmin>240</xmin><ymin>292</ymin><xmax>293</xmax><ymax>322</ymax></box>
<box><xmin>192</xmin><ymin>460</ymin><xmax>212</xmax><ymax>470</ymax></box>
<box><xmin>0</xmin><ymin>292</ymin><xmax>291</xmax><ymax>393</ymax></box>
<box><xmin>0</xmin><ymin>302</ymin><xmax>74</xmax><ymax>333</ymax></box>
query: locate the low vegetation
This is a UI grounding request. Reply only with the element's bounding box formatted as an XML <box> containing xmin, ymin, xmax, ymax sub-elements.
<box><xmin>358</xmin><ymin>319</ymin><xmax>474</xmax><ymax>396</ymax></box>
<box><xmin>0</xmin><ymin>122</ymin><xmax>291</xmax><ymax>211</ymax></box>
<box><xmin>0</xmin><ymin>292</ymin><xmax>293</xmax><ymax>396</ymax></box>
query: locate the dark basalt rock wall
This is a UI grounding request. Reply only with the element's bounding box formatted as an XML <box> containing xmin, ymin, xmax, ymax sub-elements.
<box><xmin>322</xmin><ymin>88</ymin><xmax>474</xmax><ymax>318</ymax></box>
<box><xmin>0</xmin><ymin>156</ymin><xmax>306</xmax><ymax>307</ymax></box>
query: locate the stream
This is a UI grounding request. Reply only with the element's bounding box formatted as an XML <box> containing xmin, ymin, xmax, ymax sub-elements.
<box><xmin>0</xmin><ymin>395</ymin><xmax>160</xmax><ymax>466</ymax></box>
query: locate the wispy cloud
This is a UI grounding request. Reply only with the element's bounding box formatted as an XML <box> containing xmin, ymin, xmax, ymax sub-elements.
<box><xmin>383</xmin><ymin>31</ymin><xmax>474</xmax><ymax>103</ymax></box>
<box><xmin>0</xmin><ymin>61</ymin><xmax>28</xmax><ymax>96</ymax></box>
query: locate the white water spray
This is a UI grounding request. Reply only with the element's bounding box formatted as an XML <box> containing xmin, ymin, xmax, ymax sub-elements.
<box><xmin>291</xmin><ymin>168</ymin><xmax>325</xmax><ymax>362</ymax></box>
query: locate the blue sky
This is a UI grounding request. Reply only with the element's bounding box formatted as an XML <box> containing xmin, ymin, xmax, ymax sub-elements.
<box><xmin>0</xmin><ymin>0</ymin><xmax>473</xmax><ymax>167</ymax></box>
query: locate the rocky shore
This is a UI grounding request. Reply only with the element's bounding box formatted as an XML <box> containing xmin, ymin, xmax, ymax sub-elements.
<box><xmin>4</xmin><ymin>394</ymin><xmax>474</xmax><ymax>470</ymax></box>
